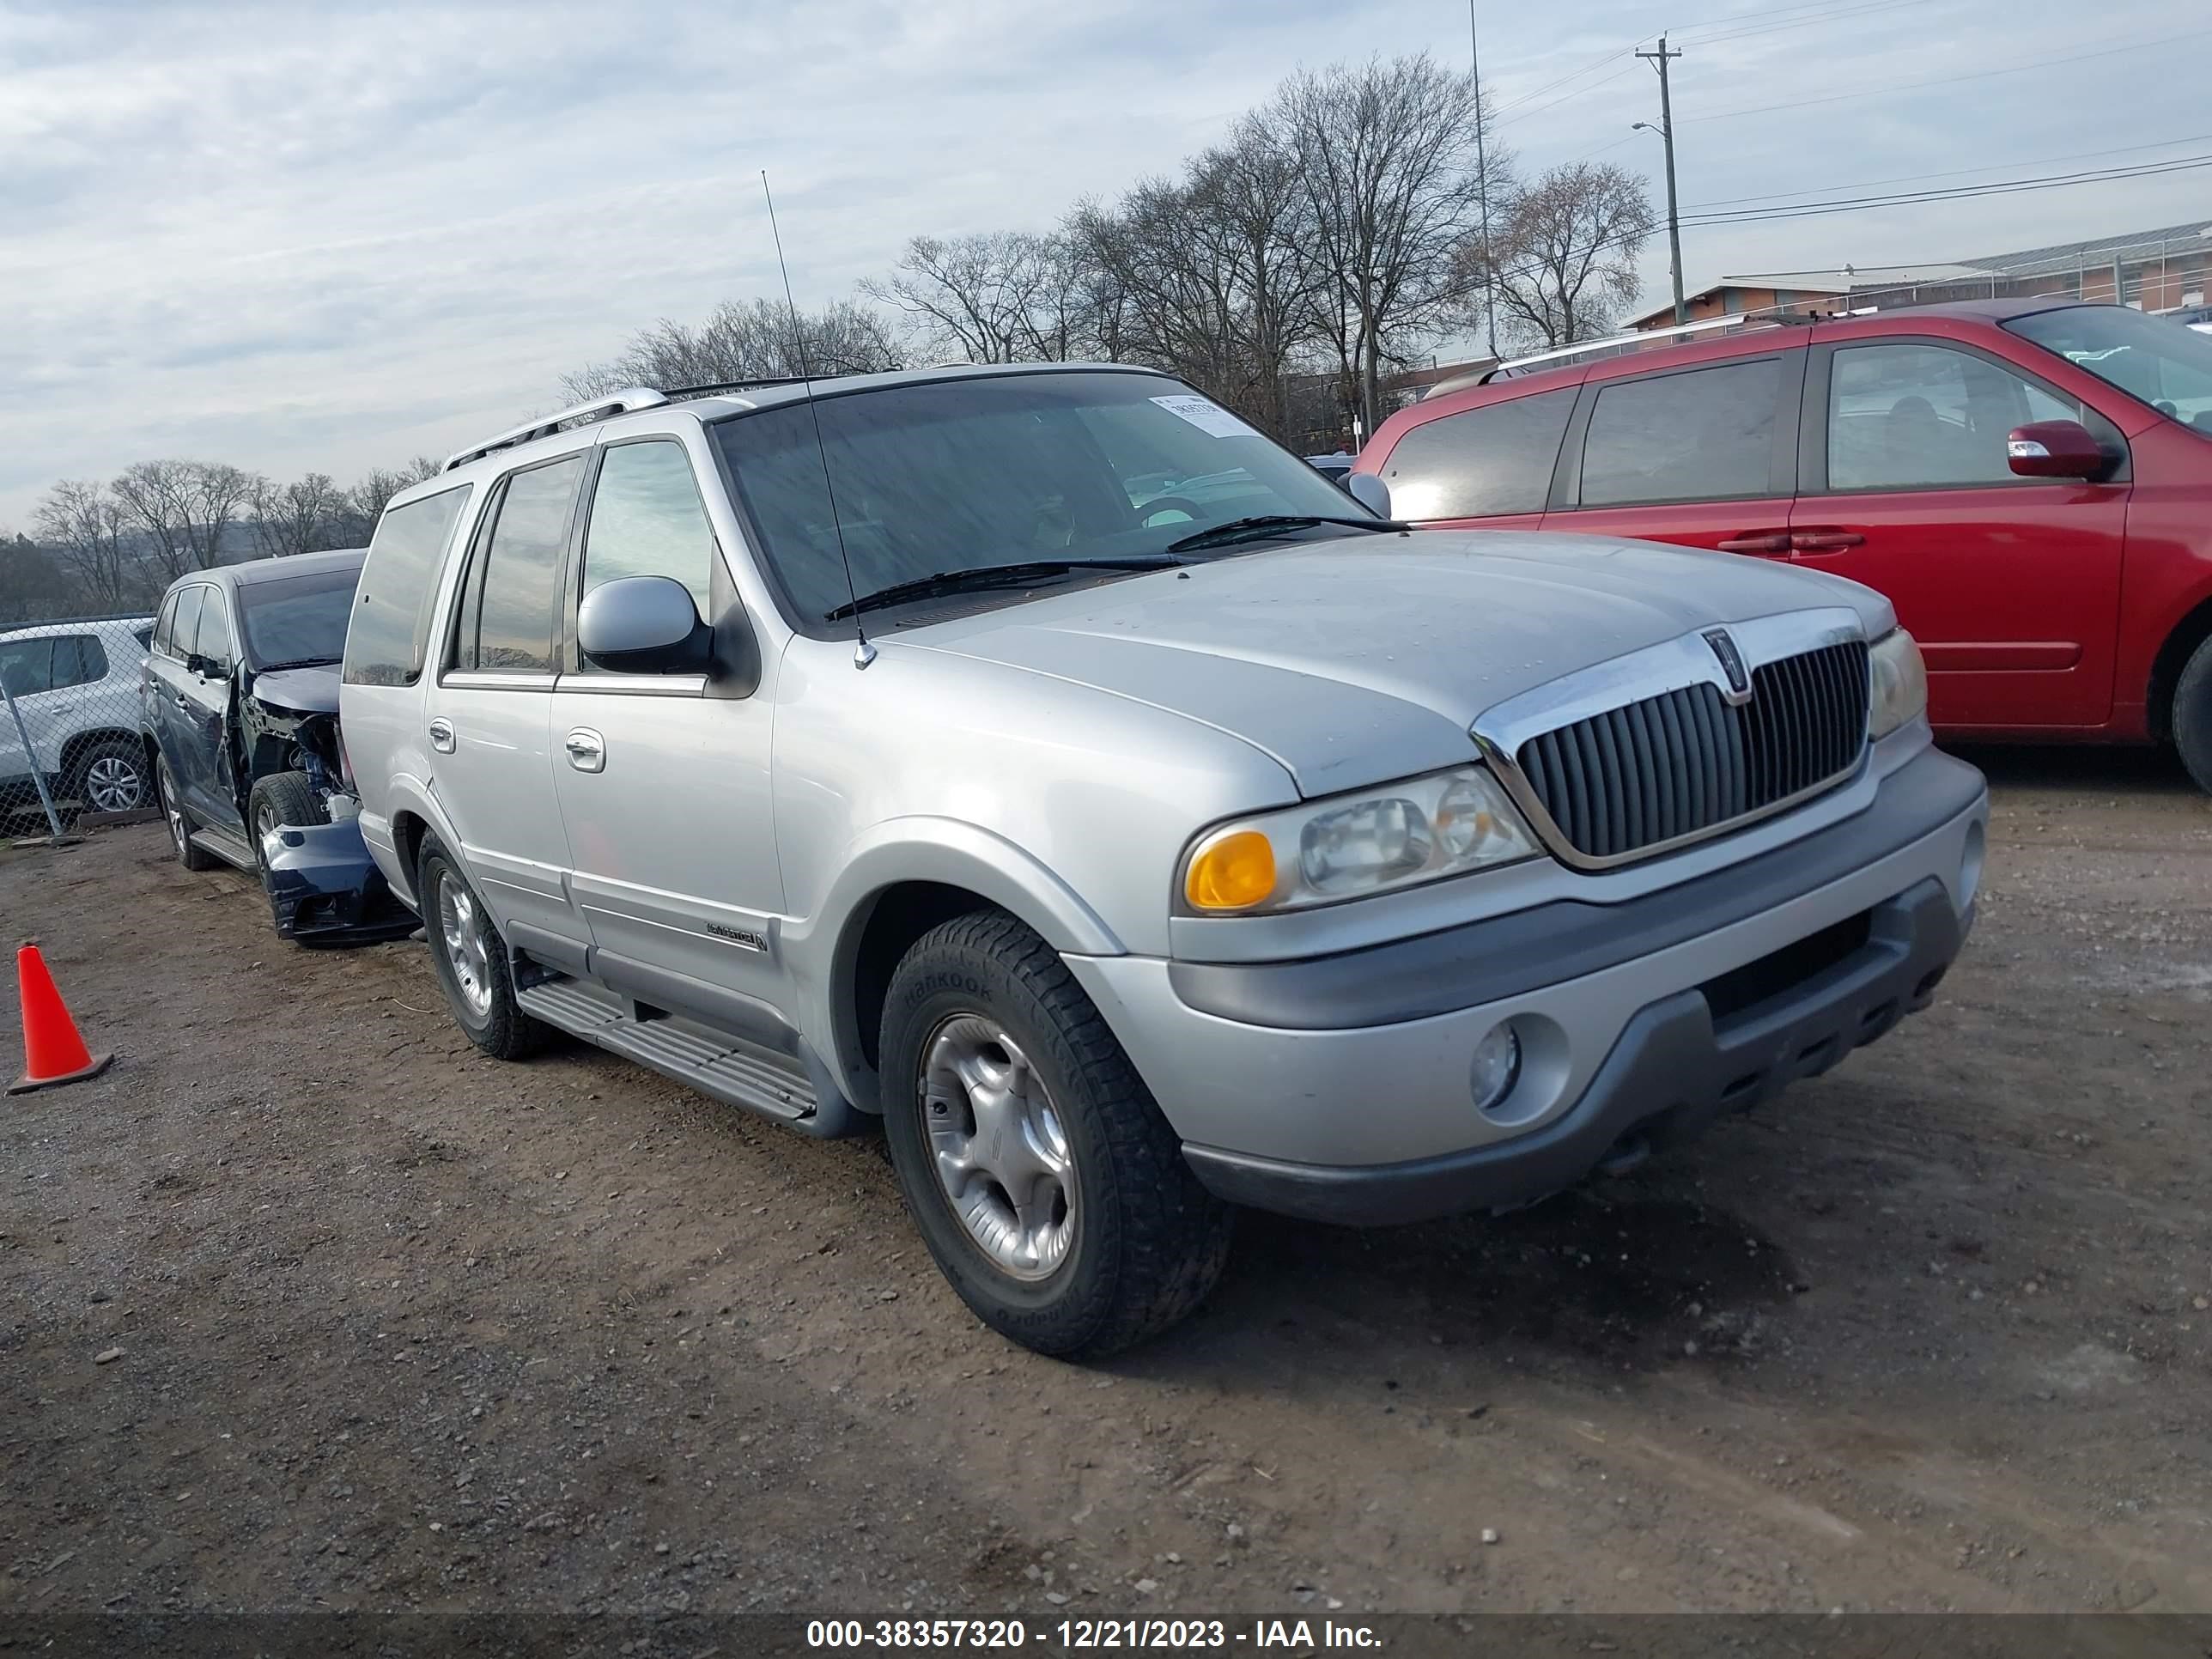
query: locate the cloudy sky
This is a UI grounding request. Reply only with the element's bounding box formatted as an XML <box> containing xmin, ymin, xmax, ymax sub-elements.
<box><xmin>2</xmin><ymin>0</ymin><xmax>2203</xmax><ymax>527</ymax></box>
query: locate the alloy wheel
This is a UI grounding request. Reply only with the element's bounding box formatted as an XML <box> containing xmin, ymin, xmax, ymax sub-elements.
<box><xmin>920</xmin><ymin>1016</ymin><xmax>1078</xmax><ymax>1280</ymax></box>
<box><xmin>435</xmin><ymin>872</ymin><xmax>495</xmax><ymax>1020</ymax></box>
<box><xmin>86</xmin><ymin>755</ymin><xmax>143</xmax><ymax>812</ymax></box>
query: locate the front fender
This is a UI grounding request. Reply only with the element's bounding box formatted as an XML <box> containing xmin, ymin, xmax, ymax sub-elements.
<box><xmin>781</xmin><ymin>817</ymin><xmax>1127</xmax><ymax>1107</ymax></box>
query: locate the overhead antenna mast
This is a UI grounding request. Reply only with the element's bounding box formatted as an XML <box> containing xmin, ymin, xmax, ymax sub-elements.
<box><xmin>762</xmin><ymin>169</ymin><xmax>874</xmax><ymax>668</ymax></box>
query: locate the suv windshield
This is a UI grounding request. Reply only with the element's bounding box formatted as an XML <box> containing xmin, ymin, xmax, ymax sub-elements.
<box><xmin>237</xmin><ymin>568</ymin><xmax>360</xmax><ymax>669</ymax></box>
<box><xmin>2006</xmin><ymin>305</ymin><xmax>2212</xmax><ymax>434</ymax></box>
<box><xmin>711</xmin><ymin>371</ymin><xmax>1372</xmax><ymax>623</ymax></box>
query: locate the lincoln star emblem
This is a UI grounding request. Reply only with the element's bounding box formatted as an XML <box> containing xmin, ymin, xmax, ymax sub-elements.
<box><xmin>1702</xmin><ymin>628</ymin><xmax>1751</xmax><ymax>698</ymax></box>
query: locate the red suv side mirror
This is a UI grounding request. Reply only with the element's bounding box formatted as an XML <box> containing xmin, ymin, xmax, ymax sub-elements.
<box><xmin>2007</xmin><ymin>419</ymin><xmax>2106</xmax><ymax>480</ymax></box>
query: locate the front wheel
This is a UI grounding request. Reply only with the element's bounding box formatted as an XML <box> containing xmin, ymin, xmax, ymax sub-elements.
<box><xmin>878</xmin><ymin>910</ymin><xmax>1233</xmax><ymax>1358</ymax></box>
<box><xmin>248</xmin><ymin>770</ymin><xmax>326</xmax><ymax>872</ymax></box>
<box><xmin>416</xmin><ymin>834</ymin><xmax>550</xmax><ymax>1060</ymax></box>
<box><xmin>2172</xmin><ymin>634</ymin><xmax>2212</xmax><ymax>794</ymax></box>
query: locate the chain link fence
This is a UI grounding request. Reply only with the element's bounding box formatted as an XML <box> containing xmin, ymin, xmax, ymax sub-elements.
<box><xmin>1</xmin><ymin>612</ymin><xmax>160</xmax><ymax>840</ymax></box>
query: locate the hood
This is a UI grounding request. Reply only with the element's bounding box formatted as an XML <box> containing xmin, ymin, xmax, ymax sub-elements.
<box><xmin>898</xmin><ymin>530</ymin><xmax>1893</xmax><ymax>797</ymax></box>
<box><xmin>248</xmin><ymin>663</ymin><xmax>341</xmax><ymax>716</ymax></box>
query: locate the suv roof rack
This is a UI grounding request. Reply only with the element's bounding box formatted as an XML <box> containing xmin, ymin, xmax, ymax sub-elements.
<box><xmin>442</xmin><ymin>387</ymin><xmax>671</xmax><ymax>472</ymax></box>
<box><xmin>1460</xmin><ymin>307</ymin><xmax>1822</xmax><ymax>393</ymax></box>
<box><xmin>661</xmin><ymin>376</ymin><xmax>815</xmax><ymax>400</ymax></box>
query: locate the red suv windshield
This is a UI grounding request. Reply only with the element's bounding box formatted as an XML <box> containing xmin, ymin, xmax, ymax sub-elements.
<box><xmin>2006</xmin><ymin>305</ymin><xmax>2212</xmax><ymax>434</ymax></box>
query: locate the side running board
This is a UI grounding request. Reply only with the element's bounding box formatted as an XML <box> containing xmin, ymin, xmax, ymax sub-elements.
<box><xmin>515</xmin><ymin>976</ymin><xmax>818</xmax><ymax>1127</ymax></box>
<box><xmin>190</xmin><ymin>825</ymin><xmax>260</xmax><ymax>875</ymax></box>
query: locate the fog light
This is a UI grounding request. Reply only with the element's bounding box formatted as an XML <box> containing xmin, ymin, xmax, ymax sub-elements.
<box><xmin>1958</xmin><ymin>818</ymin><xmax>1985</xmax><ymax>912</ymax></box>
<box><xmin>1470</xmin><ymin>1023</ymin><xmax>1522</xmax><ymax>1114</ymax></box>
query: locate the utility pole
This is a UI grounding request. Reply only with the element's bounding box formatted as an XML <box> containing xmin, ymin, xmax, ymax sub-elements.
<box><xmin>1469</xmin><ymin>0</ymin><xmax>1498</xmax><ymax>361</ymax></box>
<box><xmin>1636</xmin><ymin>35</ymin><xmax>1686</xmax><ymax>325</ymax></box>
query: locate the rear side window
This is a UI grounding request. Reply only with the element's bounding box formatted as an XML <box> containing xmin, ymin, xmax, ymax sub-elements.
<box><xmin>1579</xmin><ymin>359</ymin><xmax>1782</xmax><ymax>507</ymax></box>
<box><xmin>343</xmin><ymin>483</ymin><xmax>475</xmax><ymax>687</ymax></box>
<box><xmin>152</xmin><ymin>592</ymin><xmax>179</xmax><ymax>658</ymax></box>
<box><xmin>0</xmin><ymin>637</ymin><xmax>54</xmax><ymax>697</ymax></box>
<box><xmin>1379</xmin><ymin>388</ymin><xmax>1577</xmax><ymax>520</ymax></box>
<box><xmin>52</xmin><ymin>635</ymin><xmax>108</xmax><ymax>690</ymax></box>
<box><xmin>454</xmin><ymin>458</ymin><xmax>583</xmax><ymax>674</ymax></box>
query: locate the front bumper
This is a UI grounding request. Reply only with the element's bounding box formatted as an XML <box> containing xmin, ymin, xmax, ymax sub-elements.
<box><xmin>1063</xmin><ymin>746</ymin><xmax>1986</xmax><ymax>1225</ymax></box>
<box><xmin>262</xmin><ymin>817</ymin><xmax>419</xmax><ymax>947</ymax></box>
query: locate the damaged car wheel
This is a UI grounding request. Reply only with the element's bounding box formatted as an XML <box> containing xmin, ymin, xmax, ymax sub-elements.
<box><xmin>417</xmin><ymin>834</ymin><xmax>551</xmax><ymax>1061</ymax></box>
<box><xmin>248</xmin><ymin>771</ymin><xmax>325</xmax><ymax>872</ymax></box>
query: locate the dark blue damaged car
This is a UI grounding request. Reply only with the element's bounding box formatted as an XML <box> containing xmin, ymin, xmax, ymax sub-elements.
<box><xmin>140</xmin><ymin>548</ymin><xmax>416</xmax><ymax>946</ymax></box>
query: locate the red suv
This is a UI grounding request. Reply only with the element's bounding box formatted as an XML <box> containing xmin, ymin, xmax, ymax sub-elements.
<box><xmin>1356</xmin><ymin>301</ymin><xmax>2212</xmax><ymax>788</ymax></box>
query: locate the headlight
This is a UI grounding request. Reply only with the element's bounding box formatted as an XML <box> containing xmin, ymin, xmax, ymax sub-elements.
<box><xmin>1179</xmin><ymin>766</ymin><xmax>1539</xmax><ymax>915</ymax></box>
<box><xmin>1868</xmin><ymin>628</ymin><xmax>1928</xmax><ymax>739</ymax></box>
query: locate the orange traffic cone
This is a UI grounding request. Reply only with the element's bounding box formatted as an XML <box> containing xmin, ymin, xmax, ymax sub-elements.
<box><xmin>9</xmin><ymin>943</ymin><xmax>112</xmax><ymax>1095</ymax></box>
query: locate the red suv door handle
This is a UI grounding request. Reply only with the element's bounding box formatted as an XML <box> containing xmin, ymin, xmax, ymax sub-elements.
<box><xmin>1791</xmin><ymin>530</ymin><xmax>1865</xmax><ymax>552</ymax></box>
<box><xmin>1714</xmin><ymin>532</ymin><xmax>1792</xmax><ymax>553</ymax></box>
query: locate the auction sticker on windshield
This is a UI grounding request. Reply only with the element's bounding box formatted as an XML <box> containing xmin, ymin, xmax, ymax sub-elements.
<box><xmin>1151</xmin><ymin>393</ymin><xmax>1260</xmax><ymax>439</ymax></box>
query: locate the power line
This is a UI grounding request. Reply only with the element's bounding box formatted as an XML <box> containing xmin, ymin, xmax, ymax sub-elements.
<box><xmin>1685</xmin><ymin>26</ymin><xmax>2212</xmax><ymax>122</ymax></box>
<box><xmin>1681</xmin><ymin>131</ymin><xmax>2212</xmax><ymax>211</ymax></box>
<box><xmin>1478</xmin><ymin>155</ymin><xmax>2212</xmax><ymax>295</ymax></box>
<box><xmin>1677</xmin><ymin>155</ymin><xmax>2212</xmax><ymax>228</ymax></box>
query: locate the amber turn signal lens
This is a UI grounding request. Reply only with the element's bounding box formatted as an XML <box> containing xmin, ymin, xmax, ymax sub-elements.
<box><xmin>1185</xmin><ymin>830</ymin><xmax>1278</xmax><ymax>911</ymax></box>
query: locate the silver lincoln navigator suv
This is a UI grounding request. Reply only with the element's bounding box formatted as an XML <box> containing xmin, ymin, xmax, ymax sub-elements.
<box><xmin>341</xmin><ymin>364</ymin><xmax>1986</xmax><ymax>1357</ymax></box>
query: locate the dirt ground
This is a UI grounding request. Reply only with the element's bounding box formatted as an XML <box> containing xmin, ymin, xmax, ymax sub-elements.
<box><xmin>3</xmin><ymin>744</ymin><xmax>2209</xmax><ymax>1625</ymax></box>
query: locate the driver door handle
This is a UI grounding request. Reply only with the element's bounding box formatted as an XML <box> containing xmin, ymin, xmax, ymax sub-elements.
<box><xmin>1714</xmin><ymin>532</ymin><xmax>1793</xmax><ymax>554</ymax></box>
<box><xmin>428</xmin><ymin>718</ymin><xmax>455</xmax><ymax>753</ymax></box>
<box><xmin>564</xmin><ymin>727</ymin><xmax>605</xmax><ymax>774</ymax></box>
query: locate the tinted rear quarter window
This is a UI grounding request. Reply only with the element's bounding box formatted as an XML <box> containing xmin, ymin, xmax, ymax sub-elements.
<box><xmin>1380</xmin><ymin>387</ymin><xmax>1577</xmax><ymax>519</ymax></box>
<box><xmin>343</xmin><ymin>484</ymin><xmax>475</xmax><ymax>687</ymax></box>
<box><xmin>1579</xmin><ymin>358</ymin><xmax>1782</xmax><ymax>507</ymax></box>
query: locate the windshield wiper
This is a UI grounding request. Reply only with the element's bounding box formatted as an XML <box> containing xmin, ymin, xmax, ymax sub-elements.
<box><xmin>823</xmin><ymin>557</ymin><xmax>1188</xmax><ymax>621</ymax></box>
<box><xmin>254</xmin><ymin>656</ymin><xmax>340</xmax><ymax>672</ymax></box>
<box><xmin>1165</xmin><ymin>514</ymin><xmax>1407</xmax><ymax>554</ymax></box>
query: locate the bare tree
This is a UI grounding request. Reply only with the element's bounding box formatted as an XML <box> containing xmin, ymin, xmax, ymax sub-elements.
<box><xmin>347</xmin><ymin>456</ymin><xmax>443</xmax><ymax>534</ymax></box>
<box><xmin>562</xmin><ymin>299</ymin><xmax>904</xmax><ymax>402</ymax></box>
<box><xmin>1071</xmin><ymin>119</ymin><xmax>1326</xmax><ymax>440</ymax></box>
<box><xmin>250</xmin><ymin>472</ymin><xmax>348</xmax><ymax>559</ymax></box>
<box><xmin>861</xmin><ymin>232</ymin><xmax>1092</xmax><ymax>364</ymax></box>
<box><xmin>1268</xmin><ymin>55</ymin><xmax>1512</xmax><ymax>438</ymax></box>
<box><xmin>111</xmin><ymin>459</ymin><xmax>259</xmax><ymax>578</ymax></box>
<box><xmin>33</xmin><ymin>480</ymin><xmax>138</xmax><ymax>610</ymax></box>
<box><xmin>1477</xmin><ymin>162</ymin><xmax>1656</xmax><ymax>348</ymax></box>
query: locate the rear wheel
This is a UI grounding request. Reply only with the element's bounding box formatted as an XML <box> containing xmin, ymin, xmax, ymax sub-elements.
<box><xmin>156</xmin><ymin>757</ymin><xmax>218</xmax><ymax>872</ymax></box>
<box><xmin>73</xmin><ymin>739</ymin><xmax>150</xmax><ymax>814</ymax></box>
<box><xmin>416</xmin><ymin>834</ymin><xmax>550</xmax><ymax>1060</ymax></box>
<box><xmin>2172</xmin><ymin>634</ymin><xmax>2212</xmax><ymax>794</ymax></box>
<box><xmin>878</xmin><ymin>910</ymin><xmax>1233</xmax><ymax>1358</ymax></box>
<box><xmin>247</xmin><ymin>771</ymin><xmax>326</xmax><ymax>872</ymax></box>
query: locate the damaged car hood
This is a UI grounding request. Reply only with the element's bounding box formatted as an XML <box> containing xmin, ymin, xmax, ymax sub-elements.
<box><xmin>249</xmin><ymin>663</ymin><xmax>341</xmax><ymax>715</ymax></box>
<box><xmin>897</xmin><ymin>530</ymin><xmax>1895</xmax><ymax>797</ymax></box>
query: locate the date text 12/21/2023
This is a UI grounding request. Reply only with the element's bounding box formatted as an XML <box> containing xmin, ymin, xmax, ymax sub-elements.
<box><xmin>804</xmin><ymin>1618</ymin><xmax>1384</xmax><ymax>1650</ymax></box>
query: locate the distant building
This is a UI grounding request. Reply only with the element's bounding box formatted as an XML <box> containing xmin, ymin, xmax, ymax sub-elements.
<box><xmin>1638</xmin><ymin>219</ymin><xmax>2212</xmax><ymax>331</ymax></box>
<box><xmin>1624</xmin><ymin>276</ymin><xmax>1848</xmax><ymax>330</ymax></box>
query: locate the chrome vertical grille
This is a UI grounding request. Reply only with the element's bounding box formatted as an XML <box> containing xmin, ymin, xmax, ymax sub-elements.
<box><xmin>1513</xmin><ymin>639</ymin><xmax>1869</xmax><ymax>863</ymax></box>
